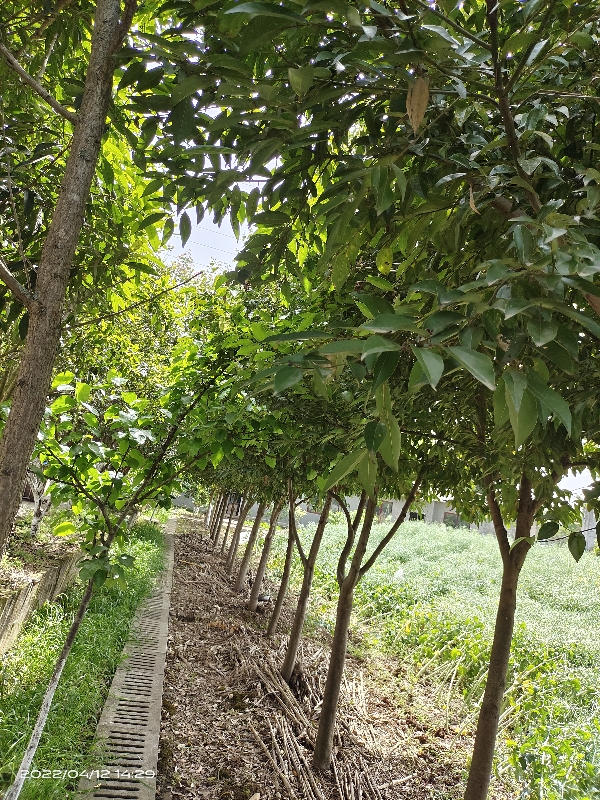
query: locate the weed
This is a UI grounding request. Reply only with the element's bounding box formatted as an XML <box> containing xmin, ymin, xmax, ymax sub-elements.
<box><xmin>0</xmin><ymin>521</ymin><xmax>165</xmax><ymax>799</ymax></box>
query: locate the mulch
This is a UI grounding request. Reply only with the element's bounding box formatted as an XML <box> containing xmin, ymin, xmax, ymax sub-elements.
<box><xmin>156</xmin><ymin>518</ymin><xmax>509</xmax><ymax>800</ymax></box>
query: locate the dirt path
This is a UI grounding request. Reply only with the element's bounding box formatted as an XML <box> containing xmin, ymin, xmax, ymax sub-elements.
<box><xmin>155</xmin><ymin>519</ymin><xmax>502</xmax><ymax>800</ymax></box>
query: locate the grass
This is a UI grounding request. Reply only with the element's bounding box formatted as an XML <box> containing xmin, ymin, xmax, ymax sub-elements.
<box><xmin>269</xmin><ymin>519</ymin><xmax>600</xmax><ymax>800</ymax></box>
<box><xmin>0</xmin><ymin>520</ymin><xmax>166</xmax><ymax>800</ymax></box>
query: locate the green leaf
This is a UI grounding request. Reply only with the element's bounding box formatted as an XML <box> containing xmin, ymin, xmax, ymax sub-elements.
<box><xmin>137</xmin><ymin>212</ymin><xmax>166</xmax><ymax>231</ymax></box>
<box><xmin>320</xmin><ymin>340</ymin><xmax>365</xmax><ymax>355</ymax></box>
<box><xmin>378</xmin><ymin>412</ymin><xmax>402</xmax><ymax>471</ymax></box>
<box><xmin>538</xmin><ymin>521</ymin><xmax>559</xmax><ymax>540</ymax></box>
<box><xmin>410</xmin><ymin>346</ymin><xmax>444</xmax><ymax>389</ymax></box>
<box><xmin>52</xmin><ymin>371</ymin><xmax>75</xmax><ymax>388</ymax></box>
<box><xmin>171</xmin><ymin>75</ymin><xmax>209</xmax><ymax>105</ymax></box>
<box><xmin>224</xmin><ymin>1</ymin><xmax>306</xmax><ymax>20</ymax></box>
<box><xmin>376</xmin><ymin>246</ymin><xmax>393</xmax><ymax>275</ymax></box>
<box><xmin>527</xmin><ymin>318</ymin><xmax>558</xmax><ymax>346</ymax></box>
<box><xmin>265</xmin><ymin>455</ymin><xmax>276</xmax><ymax>468</ymax></box>
<box><xmin>75</xmin><ymin>383</ymin><xmax>91</xmax><ymax>403</ymax></box>
<box><xmin>372</xmin><ymin>351</ymin><xmax>400</xmax><ymax>392</ymax></box>
<box><xmin>364</xmin><ymin>421</ymin><xmax>387</xmax><ymax>453</ymax></box>
<box><xmin>568</xmin><ymin>531</ymin><xmax>586</xmax><ymax>562</ymax></box>
<box><xmin>360</xmin><ymin>314</ymin><xmax>417</xmax><ymax>333</ymax></box>
<box><xmin>357</xmin><ymin>451</ymin><xmax>377</xmax><ymax>500</ymax></box>
<box><xmin>180</xmin><ymin>211</ymin><xmax>192</xmax><ymax>247</ymax></box>
<box><xmin>288</xmin><ymin>66</ymin><xmax>315</xmax><ymax>96</ymax></box>
<box><xmin>526</xmin><ymin>371</ymin><xmax>571</xmax><ymax>434</ymax></box>
<box><xmin>446</xmin><ymin>347</ymin><xmax>495</xmax><ymax>391</ymax></box>
<box><xmin>274</xmin><ymin>366</ymin><xmax>303</xmax><ymax>393</ymax></box>
<box><xmin>54</xmin><ymin>521</ymin><xmax>76</xmax><ymax>537</ymax></box>
<box><xmin>504</xmin><ymin>368</ymin><xmax>527</xmax><ymax>413</ymax></box>
<box><xmin>493</xmin><ymin>380</ymin><xmax>510</xmax><ymax>428</ymax></box>
<box><xmin>168</xmin><ymin>98</ymin><xmax>196</xmax><ymax>145</ymax></box>
<box><xmin>366</xmin><ymin>275</ymin><xmax>394</xmax><ymax>291</ymax></box>
<box><xmin>322</xmin><ymin>449</ymin><xmax>366</xmax><ymax>492</ymax></box>
<box><xmin>361</xmin><ymin>335</ymin><xmax>401</xmax><ymax>359</ymax></box>
<box><xmin>505</xmin><ymin>387</ymin><xmax>538</xmax><ymax>448</ymax></box>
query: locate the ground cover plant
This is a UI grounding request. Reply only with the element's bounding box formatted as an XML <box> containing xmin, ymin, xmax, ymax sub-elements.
<box><xmin>0</xmin><ymin>520</ymin><xmax>165</xmax><ymax>800</ymax></box>
<box><xmin>269</xmin><ymin>518</ymin><xmax>600</xmax><ymax>799</ymax></box>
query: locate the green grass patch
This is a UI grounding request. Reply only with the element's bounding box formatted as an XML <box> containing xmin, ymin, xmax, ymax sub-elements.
<box><xmin>0</xmin><ymin>520</ymin><xmax>166</xmax><ymax>799</ymax></box>
<box><xmin>269</xmin><ymin>519</ymin><xmax>600</xmax><ymax>800</ymax></box>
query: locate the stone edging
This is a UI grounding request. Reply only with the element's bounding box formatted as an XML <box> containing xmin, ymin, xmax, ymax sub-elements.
<box><xmin>76</xmin><ymin>523</ymin><xmax>175</xmax><ymax>800</ymax></box>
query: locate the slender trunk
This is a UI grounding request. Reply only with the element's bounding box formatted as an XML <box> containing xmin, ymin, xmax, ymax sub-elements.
<box><xmin>4</xmin><ymin>577</ymin><xmax>95</xmax><ymax>800</ymax></box>
<box><xmin>281</xmin><ymin>494</ymin><xmax>333</xmax><ymax>683</ymax></box>
<box><xmin>312</xmin><ymin>578</ymin><xmax>354</xmax><ymax>770</ymax></box>
<box><xmin>248</xmin><ymin>499</ymin><xmax>284</xmax><ymax>612</ymax></box>
<box><xmin>235</xmin><ymin>501</ymin><xmax>266</xmax><ymax>592</ymax></box>
<box><xmin>211</xmin><ymin>493</ymin><xmax>227</xmax><ymax>544</ymax></box>
<box><xmin>226</xmin><ymin>497</ymin><xmax>253</xmax><ymax>574</ymax></box>
<box><xmin>463</xmin><ymin>563</ymin><xmax>520</xmax><ymax>800</ymax></box>
<box><xmin>207</xmin><ymin>492</ymin><xmax>222</xmax><ymax>538</ymax></box>
<box><xmin>464</xmin><ymin>478</ymin><xmax>533</xmax><ymax>800</ymax></box>
<box><xmin>219</xmin><ymin>501</ymin><xmax>236</xmax><ymax>554</ymax></box>
<box><xmin>0</xmin><ymin>0</ymin><xmax>132</xmax><ymax>555</ymax></box>
<box><xmin>267</xmin><ymin>517</ymin><xmax>295</xmax><ymax>636</ymax></box>
<box><xmin>312</xmin><ymin>497</ymin><xmax>377</xmax><ymax>770</ymax></box>
<box><xmin>30</xmin><ymin>483</ymin><xmax>51</xmax><ymax>538</ymax></box>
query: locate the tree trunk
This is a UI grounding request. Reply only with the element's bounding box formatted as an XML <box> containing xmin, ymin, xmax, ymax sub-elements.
<box><xmin>281</xmin><ymin>494</ymin><xmax>332</xmax><ymax>683</ymax></box>
<box><xmin>219</xmin><ymin>500</ymin><xmax>236</xmax><ymax>554</ymax></box>
<box><xmin>4</xmin><ymin>577</ymin><xmax>95</xmax><ymax>800</ymax></box>
<box><xmin>464</xmin><ymin>478</ymin><xmax>534</xmax><ymax>800</ymax></box>
<box><xmin>312</xmin><ymin>497</ymin><xmax>377</xmax><ymax>770</ymax></box>
<box><xmin>248</xmin><ymin>499</ymin><xmax>283</xmax><ymax>612</ymax></box>
<box><xmin>235</xmin><ymin>501</ymin><xmax>266</xmax><ymax>591</ymax></box>
<box><xmin>267</xmin><ymin>516</ymin><xmax>296</xmax><ymax>636</ymax></box>
<box><xmin>207</xmin><ymin>492</ymin><xmax>221</xmax><ymax>537</ymax></box>
<box><xmin>463</xmin><ymin>562</ymin><xmax>520</xmax><ymax>800</ymax></box>
<box><xmin>226</xmin><ymin>497</ymin><xmax>253</xmax><ymax>574</ymax></box>
<box><xmin>0</xmin><ymin>0</ymin><xmax>132</xmax><ymax>556</ymax></box>
<box><xmin>205</xmin><ymin>490</ymin><xmax>218</xmax><ymax>532</ymax></box>
<box><xmin>29</xmin><ymin>476</ymin><xmax>52</xmax><ymax>538</ymax></box>
<box><xmin>211</xmin><ymin>493</ymin><xmax>228</xmax><ymax>545</ymax></box>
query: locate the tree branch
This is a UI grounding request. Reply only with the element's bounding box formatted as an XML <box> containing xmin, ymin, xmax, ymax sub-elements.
<box><xmin>0</xmin><ymin>255</ymin><xmax>43</xmax><ymax>312</ymax></box>
<box><xmin>0</xmin><ymin>42</ymin><xmax>78</xmax><ymax>124</ymax></box>
<box><xmin>409</xmin><ymin>0</ymin><xmax>492</xmax><ymax>51</ymax></box>
<box><xmin>359</xmin><ymin>469</ymin><xmax>425</xmax><ymax>577</ymax></box>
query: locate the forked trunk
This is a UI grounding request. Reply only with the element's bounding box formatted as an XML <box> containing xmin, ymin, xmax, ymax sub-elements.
<box><xmin>226</xmin><ymin>497</ymin><xmax>253</xmax><ymax>574</ymax></box>
<box><xmin>0</xmin><ymin>0</ymin><xmax>132</xmax><ymax>555</ymax></box>
<box><xmin>235</xmin><ymin>501</ymin><xmax>266</xmax><ymax>591</ymax></box>
<box><xmin>464</xmin><ymin>477</ymin><xmax>534</xmax><ymax>800</ymax></box>
<box><xmin>281</xmin><ymin>494</ymin><xmax>332</xmax><ymax>683</ymax></box>
<box><xmin>312</xmin><ymin>497</ymin><xmax>376</xmax><ymax>770</ymax></box>
<box><xmin>248</xmin><ymin>499</ymin><xmax>283</xmax><ymax>612</ymax></box>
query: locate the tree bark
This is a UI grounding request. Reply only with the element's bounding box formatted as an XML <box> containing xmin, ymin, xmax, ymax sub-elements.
<box><xmin>312</xmin><ymin>497</ymin><xmax>376</xmax><ymax>770</ymax></box>
<box><xmin>28</xmin><ymin>471</ymin><xmax>52</xmax><ymax>538</ymax></box>
<box><xmin>207</xmin><ymin>492</ymin><xmax>223</xmax><ymax>538</ymax></box>
<box><xmin>226</xmin><ymin>496</ymin><xmax>253</xmax><ymax>574</ymax></box>
<box><xmin>267</xmin><ymin>507</ymin><xmax>296</xmax><ymax>636</ymax></box>
<box><xmin>0</xmin><ymin>0</ymin><xmax>134</xmax><ymax>556</ymax></box>
<box><xmin>281</xmin><ymin>494</ymin><xmax>332</xmax><ymax>683</ymax></box>
<box><xmin>248</xmin><ymin>499</ymin><xmax>284</xmax><ymax>612</ymax></box>
<box><xmin>211</xmin><ymin>493</ymin><xmax>227</xmax><ymax>544</ymax></box>
<box><xmin>219</xmin><ymin>499</ymin><xmax>236</xmax><ymax>554</ymax></box>
<box><xmin>235</xmin><ymin>501</ymin><xmax>266</xmax><ymax>591</ymax></box>
<box><xmin>464</xmin><ymin>476</ymin><xmax>534</xmax><ymax>800</ymax></box>
<box><xmin>4</xmin><ymin>577</ymin><xmax>95</xmax><ymax>800</ymax></box>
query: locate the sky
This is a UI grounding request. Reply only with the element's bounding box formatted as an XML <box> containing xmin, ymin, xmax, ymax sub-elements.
<box><xmin>166</xmin><ymin>219</ymin><xmax>594</xmax><ymax>500</ymax></box>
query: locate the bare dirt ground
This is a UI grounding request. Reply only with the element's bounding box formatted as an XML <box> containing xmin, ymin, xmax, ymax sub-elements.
<box><xmin>156</xmin><ymin>518</ymin><xmax>510</xmax><ymax>800</ymax></box>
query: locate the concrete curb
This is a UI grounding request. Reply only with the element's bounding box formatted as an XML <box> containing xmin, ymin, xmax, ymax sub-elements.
<box><xmin>77</xmin><ymin>522</ymin><xmax>175</xmax><ymax>800</ymax></box>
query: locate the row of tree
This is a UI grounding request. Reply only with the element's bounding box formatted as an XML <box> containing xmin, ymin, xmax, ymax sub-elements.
<box><xmin>1</xmin><ymin>0</ymin><xmax>600</xmax><ymax>798</ymax></box>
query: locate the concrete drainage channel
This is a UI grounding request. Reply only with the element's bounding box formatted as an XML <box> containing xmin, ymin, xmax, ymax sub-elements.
<box><xmin>77</xmin><ymin>522</ymin><xmax>175</xmax><ymax>800</ymax></box>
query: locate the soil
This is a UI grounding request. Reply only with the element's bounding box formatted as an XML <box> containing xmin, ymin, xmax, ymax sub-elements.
<box><xmin>156</xmin><ymin>517</ymin><xmax>511</xmax><ymax>800</ymax></box>
<box><xmin>0</xmin><ymin>505</ymin><xmax>80</xmax><ymax>595</ymax></box>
